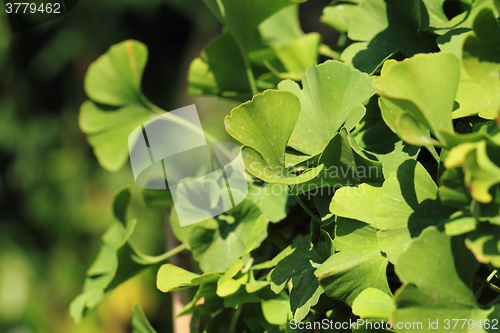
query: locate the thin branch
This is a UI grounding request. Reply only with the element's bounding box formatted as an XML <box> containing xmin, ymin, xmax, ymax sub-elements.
<box><xmin>293</xmin><ymin>194</ymin><xmax>323</xmax><ymax>224</ymax></box>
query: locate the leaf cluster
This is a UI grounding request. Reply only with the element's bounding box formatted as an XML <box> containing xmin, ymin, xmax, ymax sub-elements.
<box><xmin>73</xmin><ymin>0</ymin><xmax>500</xmax><ymax>332</ymax></box>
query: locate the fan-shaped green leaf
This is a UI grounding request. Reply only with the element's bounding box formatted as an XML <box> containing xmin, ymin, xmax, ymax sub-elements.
<box><xmin>278</xmin><ymin>60</ymin><xmax>375</xmax><ymax>156</ymax></box>
<box><xmin>392</xmin><ymin>227</ymin><xmax>498</xmax><ymax>331</ymax></box>
<box><xmin>156</xmin><ymin>264</ymin><xmax>201</xmax><ymax>293</ymax></box>
<box><xmin>202</xmin><ymin>0</ymin><xmax>305</xmax><ymax>54</ymax></box>
<box><xmin>352</xmin><ymin>288</ymin><xmax>394</xmax><ymax>319</ymax></box>
<box><xmin>171</xmin><ymin>199</ymin><xmax>268</xmax><ymax>273</ymax></box>
<box><xmin>321</xmin><ymin>4</ymin><xmax>358</xmax><ymax>33</ymax></box>
<box><xmin>273</xmin><ymin>33</ymin><xmax>321</xmax><ymax>81</ymax></box>
<box><xmin>259</xmin><ymin>5</ymin><xmax>303</xmax><ymax>46</ymax></box>
<box><xmin>247</xmin><ymin>183</ymin><xmax>288</xmax><ymax>222</ymax></box>
<box><xmin>85</xmin><ymin>40</ymin><xmax>147</xmax><ymax>106</ymax></box>
<box><xmin>131</xmin><ymin>305</ymin><xmax>158</xmax><ymax>333</ymax></box>
<box><xmin>463</xmin><ymin>7</ymin><xmax>500</xmax><ymax>90</ymax></box>
<box><xmin>446</xmin><ymin>140</ymin><xmax>500</xmax><ymax>203</ymax></box>
<box><xmin>346</xmin><ymin>0</ymin><xmax>433</xmax><ymax>73</ymax></box>
<box><xmin>79</xmin><ymin>40</ymin><xmax>159</xmax><ymax>171</ymax></box>
<box><xmin>225</xmin><ymin>89</ymin><xmax>323</xmax><ymax>184</ymax></box>
<box><xmin>292</xmin><ymin>128</ymin><xmax>383</xmax><ymax>194</ymax></box>
<box><xmin>466</xmin><ymin>225</ymin><xmax>500</xmax><ymax>268</ymax></box>
<box><xmin>374</xmin><ymin>52</ymin><xmax>460</xmax><ymax>144</ymax></box>
<box><xmin>331</xmin><ymin>160</ymin><xmax>454</xmax><ymax>263</ymax></box>
<box><xmin>187</xmin><ymin>32</ymin><xmax>251</xmax><ymax>100</ymax></box>
<box><xmin>268</xmin><ymin>236</ymin><xmax>324</xmax><ymax>321</ymax></box>
<box><xmin>453</xmin><ymin>69</ymin><xmax>500</xmax><ymax>120</ymax></box>
<box><xmin>315</xmin><ymin>219</ymin><xmax>390</xmax><ymax>306</ymax></box>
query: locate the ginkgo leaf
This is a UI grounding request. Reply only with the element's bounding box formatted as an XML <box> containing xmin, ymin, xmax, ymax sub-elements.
<box><xmin>225</xmin><ymin>89</ymin><xmax>323</xmax><ymax>184</ymax></box>
<box><xmin>463</xmin><ymin>7</ymin><xmax>500</xmax><ymax>90</ymax></box>
<box><xmin>85</xmin><ymin>40</ymin><xmax>148</xmax><ymax>106</ymax></box>
<box><xmin>202</xmin><ymin>0</ymin><xmax>305</xmax><ymax>54</ymax></box>
<box><xmin>392</xmin><ymin>227</ymin><xmax>498</xmax><ymax>329</ymax></box>
<box><xmin>321</xmin><ymin>4</ymin><xmax>358</xmax><ymax>33</ymax></box>
<box><xmin>278</xmin><ymin>60</ymin><xmax>375</xmax><ymax>156</ymax></box>
<box><xmin>131</xmin><ymin>305</ymin><xmax>158</xmax><ymax>333</ymax></box>
<box><xmin>345</xmin><ymin>0</ymin><xmax>434</xmax><ymax>73</ymax></box>
<box><xmin>187</xmin><ymin>32</ymin><xmax>252</xmax><ymax>100</ymax></box>
<box><xmin>331</xmin><ymin>160</ymin><xmax>454</xmax><ymax>263</ymax></box>
<box><xmin>170</xmin><ymin>199</ymin><xmax>268</xmax><ymax>273</ymax></box>
<box><xmin>374</xmin><ymin>52</ymin><xmax>460</xmax><ymax>145</ymax></box>
<box><xmin>79</xmin><ymin>40</ymin><xmax>158</xmax><ymax>172</ymax></box>
<box><xmin>315</xmin><ymin>218</ymin><xmax>390</xmax><ymax>306</ymax></box>
<box><xmin>80</xmin><ymin>101</ymin><xmax>156</xmax><ymax>171</ymax></box>
<box><xmin>70</xmin><ymin>188</ymin><xmax>180</xmax><ymax>322</ymax></box>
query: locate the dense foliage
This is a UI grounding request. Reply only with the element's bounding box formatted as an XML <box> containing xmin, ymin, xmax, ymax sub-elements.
<box><xmin>73</xmin><ymin>0</ymin><xmax>500</xmax><ymax>332</ymax></box>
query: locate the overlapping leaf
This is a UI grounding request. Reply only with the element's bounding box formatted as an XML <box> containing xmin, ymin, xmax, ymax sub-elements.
<box><xmin>131</xmin><ymin>305</ymin><xmax>158</xmax><ymax>333</ymax></box>
<box><xmin>463</xmin><ymin>7</ymin><xmax>500</xmax><ymax>90</ymax></box>
<box><xmin>278</xmin><ymin>60</ymin><xmax>375</xmax><ymax>156</ymax></box>
<box><xmin>392</xmin><ymin>227</ymin><xmax>499</xmax><ymax>331</ymax></box>
<box><xmin>466</xmin><ymin>224</ymin><xmax>500</xmax><ymax>268</ymax></box>
<box><xmin>331</xmin><ymin>160</ymin><xmax>454</xmax><ymax>263</ymax></box>
<box><xmin>225</xmin><ymin>89</ymin><xmax>323</xmax><ymax>184</ymax></box>
<box><xmin>268</xmin><ymin>236</ymin><xmax>324</xmax><ymax>321</ymax></box>
<box><xmin>75</xmin><ymin>1</ymin><xmax>500</xmax><ymax>330</ymax></box>
<box><xmin>247</xmin><ymin>183</ymin><xmax>289</xmax><ymax>222</ymax></box>
<box><xmin>189</xmin><ymin>4</ymin><xmax>320</xmax><ymax>98</ymax></box>
<box><xmin>259</xmin><ymin>5</ymin><xmax>321</xmax><ymax>81</ymax></box>
<box><xmin>271</xmin><ymin>33</ymin><xmax>321</xmax><ymax>81</ymax></box>
<box><xmin>452</xmin><ymin>69</ymin><xmax>500</xmax><ymax>120</ymax></box>
<box><xmin>437</xmin><ymin>0</ymin><xmax>500</xmax><ymax>120</ymax></box>
<box><xmin>170</xmin><ymin>199</ymin><xmax>268</xmax><ymax>273</ymax></box>
<box><xmin>70</xmin><ymin>187</ymin><xmax>172</xmax><ymax>322</ymax></box>
<box><xmin>259</xmin><ymin>5</ymin><xmax>303</xmax><ymax>46</ymax></box>
<box><xmin>321</xmin><ymin>3</ymin><xmax>358</xmax><ymax>33</ymax></box>
<box><xmin>187</xmin><ymin>32</ymin><xmax>252</xmax><ymax>100</ymax></box>
<box><xmin>79</xmin><ymin>40</ymin><xmax>157</xmax><ymax>171</ymax></box>
<box><xmin>315</xmin><ymin>218</ymin><xmax>390</xmax><ymax>306</ymax></box>
<box><xmin>352</xmin><ymin>288</ymin><xmax>395</xmax><ymax>319</ymax></box>
<box><xmin>343</xmin><ymin>0</ymin><xmax>435</xmax><ymax>73</ymax></box>
<box><xmin>292</xmin><ymin>128</ymin><xmax>383</xmax><ymax>195</ymax></box>
<box><xmin>445</xmin><ymin>140</ymin><xmax>500</xmax><ymax>203</ymax></box>
<box><xmin>202</xmin><ymin>0</ymin><xmax>305</xmax><ymax>54</ymax></box>
<box><xmin>374</xmin><ymin>52</ymin><xmax>460</xmax><ymax>146</ymax></box>
<box><xmin>156</xmin><ymin>264</ymin><xmax>221</xmax><ymax>293</ymax></box>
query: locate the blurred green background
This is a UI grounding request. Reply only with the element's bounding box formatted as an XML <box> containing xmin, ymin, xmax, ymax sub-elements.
<box><xmin>0</xmin><ymin>1</ymin><xmax>332</xmax><ymax>332</ymax></box>
<box><xmin>0</xmin><ymin>1</ymin><xmax>221</xmax><ymax>332</ymax></box>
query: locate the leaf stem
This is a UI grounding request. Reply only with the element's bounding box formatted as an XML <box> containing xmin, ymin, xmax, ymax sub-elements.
<box><xmin>141</xmin><ymin>95</ymin><xmax>219</xmax><ymax>140</ymax></box>
<box><xmin>139</xmin><ymin>95</ymin><xmax>234</xmax><ymax>157</ymax></box>
<box><xmin>134</xmin><ymin>243</ymin><xmax>188</xmax><ymax>264</ymax></box>
<box><xmin>319</xmin><ymin>44</ymin><xmax>340</xmax><ymax>59</ymax></box>
<box><xmin>475</xmin><ymin>276</ymin><xmax>500</xmax><ymax>294</ymax></box>
<box><xmin>471</xmin><ymin>199</ymin><xmax>482</xmax><ymax>221</ymax></box>
<box><xmin>475</xmin><ymin>269</ymin><xmax>498</xmax><ymax>298</ymax></box>
<box><xmin>293</xmin><ymin>193</ymin><xmax>323</xmax><ymax>224</ymax></box>
<box><xmin>243</xmin><ymin>56</ymin><xmax>258</xmax><ymax>96</ymax></box>
<box><xmin>487</xmin><ymin>294</ymin><xmax>500</xmax><ymax>307</ymax></box>
<box><xmin>425</xmin><ymin>145</ymin><xmax>440</xmax><ymax>163</ymax></box>
<box><xmin>487</xmin><ymin>269</ymin><xmax>497</xmax><ymax>282</ymax></box>
<box><xmin>263</xmin><ymin>59</ymin><xmax>285</xmax><ymax>79</ymax></box>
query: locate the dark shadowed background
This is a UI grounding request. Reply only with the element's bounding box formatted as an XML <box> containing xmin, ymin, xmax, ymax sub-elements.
<box><xmin>0</xmin><ymin>1</ymin><xmax>334</xmax><ymax>332</ymax></box>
